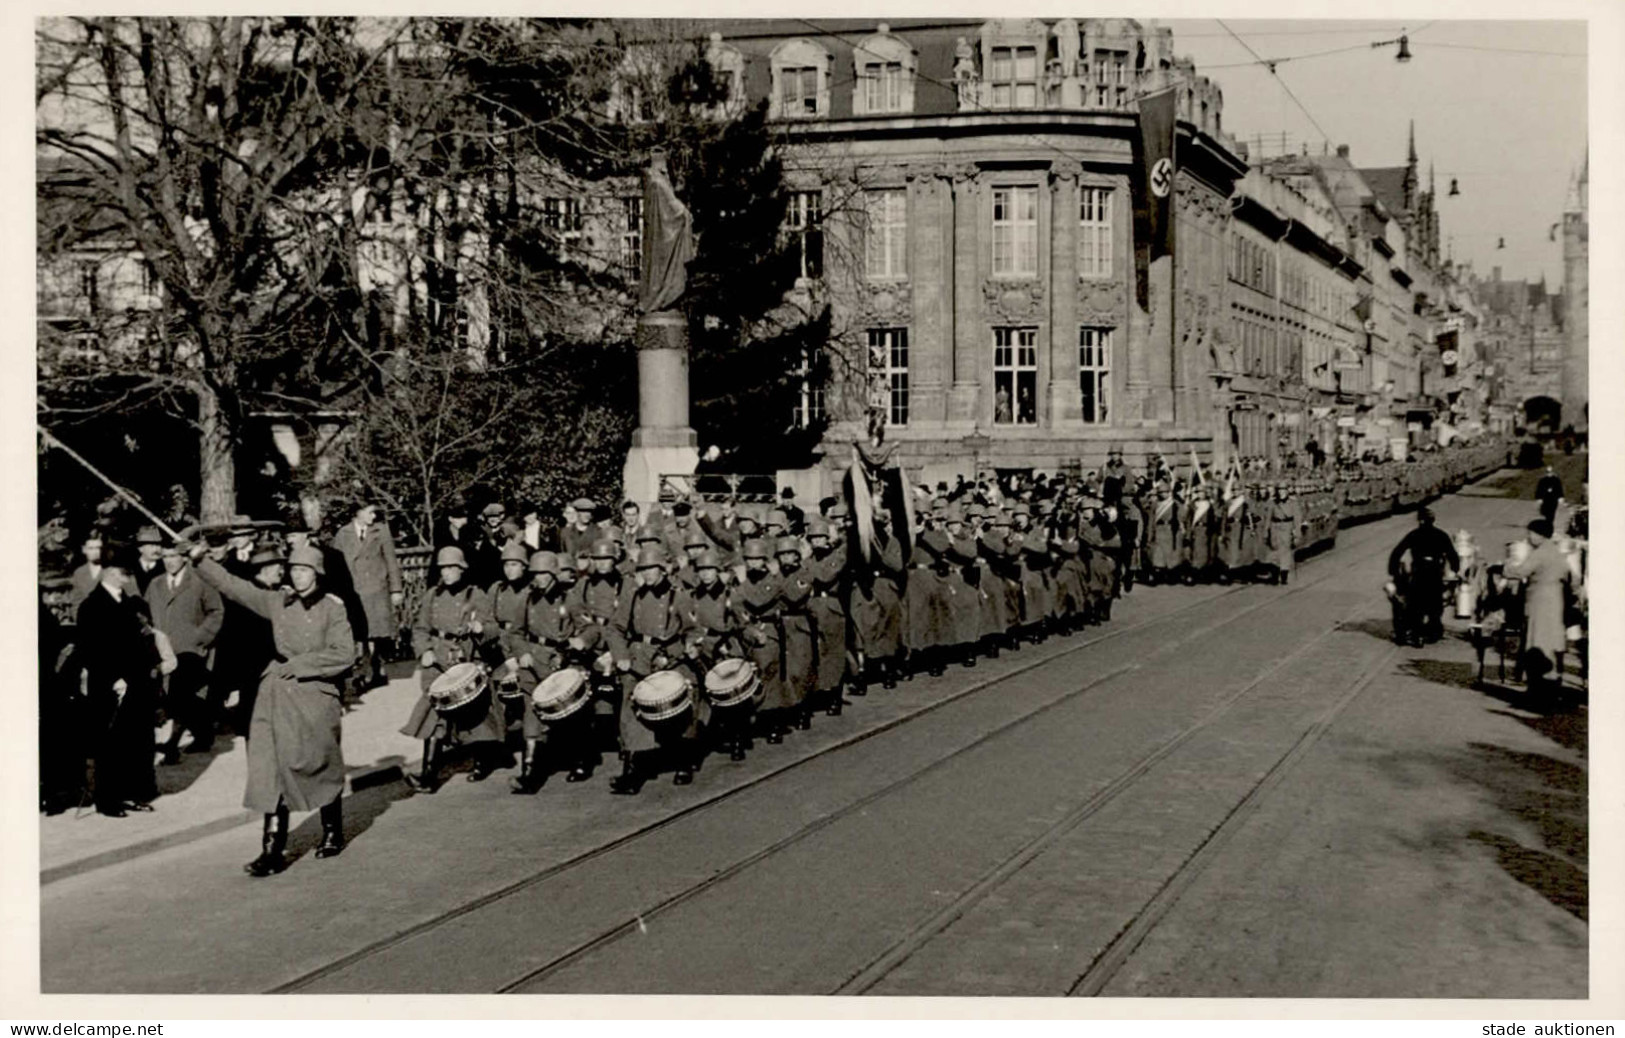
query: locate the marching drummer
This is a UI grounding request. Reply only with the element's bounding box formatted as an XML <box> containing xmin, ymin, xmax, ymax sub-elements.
<box><xmin>510</xmin><ymin>550</ymin><xmax>590</xmax><ymax>793</ymax></box>
<box><xmin>483</xmin><ymin>541</ymin><xmax>535</xmax><ymax>723</ymax></box>
<box><xmin>771</xmin><ymin>535</ymin><xmax>817</xmax><ymax>738</ymax></box>
<box><xmin>606</xmin><ymin>545</ymin><xmax>703</xmax><ymax>794</ymax></box>
<box><xmin>400</xmin><ymin>546</ymin><xmax>508</xmax><ymax>793</ymax></box>
<box><xmin>681</xmin><ymin>548</ymin><xmax>753</xmax><ymax>761</ymax></box>
<box><xmin>733</xmin><ymin>538</ymin><xmax>787</xmax><ymax>742</ymax></box>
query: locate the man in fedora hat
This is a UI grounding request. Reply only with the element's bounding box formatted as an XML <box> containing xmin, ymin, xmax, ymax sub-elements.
<box><xmin>193</xmin><ymin>539</ymin><xmax>356</xmax><ymax>873</ymax></box>
<box><xmin>132</xmin><ymin>526</ymin><xmax>166</xmax><ymax>595</ymax></box>
<box><xmin>333</xmin><ymin>501</ymin><xmax>403</xmax><ymax>691</ymax></box>
<box><xmin>148</xmin><ymin>539</ymin><xmax>225</xmax><ymax>761</ymax></box>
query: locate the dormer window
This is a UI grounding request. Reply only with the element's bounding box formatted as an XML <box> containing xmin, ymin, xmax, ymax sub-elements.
<box><xmin>853</xmin><ymin>29</ymin><xmax>917</xmax><ymax>116</ymax></box>
<box><xmin>770</xmin><ymin>39</ymin><xmax>833</xmax><ymax>120</ymax></box>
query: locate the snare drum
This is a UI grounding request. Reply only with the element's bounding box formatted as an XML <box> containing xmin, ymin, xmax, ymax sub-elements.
<box><xmin>632</xmin><ymin>669</ymin><xmax>693</xmax><ymax>724</ymax></box>
<box><xmin>531</xmin><ymin>667</ymin><xmax>592</xmax><ymax>722</ymax></box>
<box><xmin>429</xmin><ymin>662</ymin><xmax>488</xmax><ymax>715</ymax></box>
<box><xmin>703</xmin><ymin>658</ymin><xmax>762</xmax><ymax>709</ymax></box>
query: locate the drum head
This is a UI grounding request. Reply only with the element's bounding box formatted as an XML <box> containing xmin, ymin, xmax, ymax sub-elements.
<box><xmin>633</xmin><ymin>669</ymin><xmax>692</xmax><ymax>723</ymax></box>
<box><xmin>704</xmin><ymin>657</ymin><xmax>755</xmax><ymax>692</ymax></box>
<box><xmin>532</xmin><ymin>667</ymin><xmax>591</xmax><ymax>721</ymax></box>
<box><xmin>429</xmin><ymin>661</ymin><xmax>483</xmax><ymax>696</ymax></box>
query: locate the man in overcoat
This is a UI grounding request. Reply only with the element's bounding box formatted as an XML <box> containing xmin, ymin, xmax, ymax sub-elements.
<box><xmin>332</xmin><ymin>502</ymin><xmax>403</xmax><ymax>690</ymax></box>
<box><xmin>148</xmin><ymin>542</ymin><xmax>225</xmax><ymax>761</ymax></box>
<box><xmin>76</xmin><ymin>544</ymin><xmax>161</xmax><ymax>817</ymax></box>
<box><xmin>193</xmin><ymin>543</ymin><xmax>355</xmax><ymax>874</ymax></box>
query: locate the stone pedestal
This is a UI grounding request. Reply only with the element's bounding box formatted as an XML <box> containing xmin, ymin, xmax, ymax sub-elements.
<box><xmin>623</xmin><ymin>310</ymin><xmax>698</xmax><ymax>507</ymax></box>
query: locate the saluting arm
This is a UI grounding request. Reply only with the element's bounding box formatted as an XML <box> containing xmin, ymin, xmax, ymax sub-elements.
<box><xmin>195</xmin><ymin>558</ymin><xmax>278</xmax><ymax>621</ymax></box>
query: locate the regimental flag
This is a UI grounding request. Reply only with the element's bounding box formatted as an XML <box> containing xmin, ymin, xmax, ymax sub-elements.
<box><xmin>1132</xmin><ymin>87</ymin><xmax>1178</xmax><ymax>310</ymax></box>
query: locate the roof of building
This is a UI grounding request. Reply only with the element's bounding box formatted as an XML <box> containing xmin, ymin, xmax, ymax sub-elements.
<box><xmin>1359</xmin><ymin>166</ymin><xmax>1409</xmax><ymax>219</ymax></box>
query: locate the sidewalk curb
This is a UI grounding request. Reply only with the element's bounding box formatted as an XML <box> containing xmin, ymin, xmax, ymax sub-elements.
<box><xmin>41</xmin><ymin>762</ymin><xmax>413</xmax><ymax>887</ymax></box>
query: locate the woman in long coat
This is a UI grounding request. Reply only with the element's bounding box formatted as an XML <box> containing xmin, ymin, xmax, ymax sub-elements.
<box><xmin>1503</xmin><ymin>519</ymin><xmax>1571</xmax><ymax>694</ymax></box>
<box><xmin>195</xmin><ymin>543</ymin><xmax>355</xmax><ymax>876</ymax></box>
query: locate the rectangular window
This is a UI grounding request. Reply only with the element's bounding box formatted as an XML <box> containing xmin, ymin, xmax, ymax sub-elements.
<box><xmin>542</xmin><ymin>197</ymin><xmax>583</xmax><ymax>236</ymax></box>
<box><xmin>1078</xmin><ymin>188</ymin><xmax>1113</xmax><ymax>279</ymax></box>
<box><xmin>792</xmin><ymin>346</ymin><xmax>826</xmax><ymax>428</ymax></box>
<box><xmin>786</xmin><ymin>190</ymin><xmax>824</xmax><ymax>280</ymax></box>
<box><xmin>863</xmin><ymin>61</ymin><xmax>905</xmax><ymax>113</ymax></box>
<box><xmin>1079</xmin><ymin>327</ymin><xmax>1112</xmax><ymax>425</ymax></box>
<box><xmin>1095</xmin><ymin>84</ymin><xmax>1110</xmax><ymax>107</ymax></box>
<box><xmin>620</xmin><ymin>196</ymin><xmax>643</xmax><ymax>280</ymax></box>
<box><xmin>992</xmin><ymin>186</ymin><xmax>1039</xmax><ymax>278</ymax></box>
<box><xmin>864</xmin><ymin>188</ymin><xmax>908</xmax><ymax>280</ymax></box>
<box><xmin>993</xmin><ymin>327</ymin><xmax>1039</xmax><ymax>426</ymax></box>
<box><xmin>869</xmin><ymin>327</ymin><xmax>909</xmax><ymax>426</ymax></box>
<box><xmin>781</xmin><ymin>67</ymin><xmax>820</xmax><ymax>117</ymax></box>
<box><xmin>989</xmin><ymin>46</ymin><xmax>1039</xmax><ymax>109</ymax></box>
<box><xmin>78</xmin><ymin>261</ymin><xmax>99</xmax><ymax>310</ymax></box>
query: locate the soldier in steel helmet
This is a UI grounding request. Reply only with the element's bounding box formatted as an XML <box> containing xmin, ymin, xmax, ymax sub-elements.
<box><xmin>399</xmin><ymin>545</ymin><xmax>507</xmax><ymax>793</ymax></box>
<box><xmin>192</xmin><ymin>539</ymin><xmax>355</xmax><ymax>875</ymax></box>
<box><xmin>605</xmin><ymin>544</ymin><xmax>702</xmax><ymax>793</ymax></box>
<box><xmin>508</xmin><ymin>550</ymin><xmax>587</xmax><ymax>793</ymax></box>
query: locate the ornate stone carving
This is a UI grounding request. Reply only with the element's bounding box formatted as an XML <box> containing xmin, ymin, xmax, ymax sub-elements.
<box><xmin>983</xmin><ymin>278</ymin><xmax>1046</xmax><ymax>322</ymax></box>
<box><xmin>858</xmin><ymin>280</ymin><xmax>914</xmax><ymax>324</ymax></box>
<box><xmin>1049</xmin><ymin>159</ymin><xmax>1084</xmax><ymax>183</ymax></box>
<box><xmin>1077</xmin><ymin>280</ymin><xmax>1126</xmax><ymax>324</ymax></box>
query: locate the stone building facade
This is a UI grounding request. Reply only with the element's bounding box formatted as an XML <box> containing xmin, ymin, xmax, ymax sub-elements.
<box><xmin>1561</xmin><ymin>156</ymin><xmax>1588</xmax><ymax>431</ymax></box>
<box><xmin>710</xmin><ymin>18</ymin><xmax>1243</xmax><ymax>487</ymax></box>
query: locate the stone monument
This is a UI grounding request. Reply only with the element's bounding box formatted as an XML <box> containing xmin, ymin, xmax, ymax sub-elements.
<box><xmin>622</xmin><ymin>148</ymin><xmax>700</xmax><ymax>506</ymax></box>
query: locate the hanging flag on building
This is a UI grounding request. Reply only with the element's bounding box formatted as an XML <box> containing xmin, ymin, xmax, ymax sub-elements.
<box><xmin>1131</xmin><ymin>86</ymin><xmax>1178</xmax><ymax>311</ymax></box>
<box><xmin>1140</xmin><ymin>87</ymin><xmax>1177</xmax><ymax>262</ymax></box>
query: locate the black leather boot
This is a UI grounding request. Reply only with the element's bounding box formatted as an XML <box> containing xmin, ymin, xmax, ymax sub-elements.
<box><xmin>509</xmin><ymin>750</ymin><xmax>544</xmax><ymax>794</ymax></box>
<box><xmin>315</xmin><ymin>798</ymin><xmax>345</xmax><ymax>859</ymax></box>
<box><xmin>609</xmin><ymin>753</ymin><xmax>644</xmax><ymax>795</ymax></box>
<box><xmin>405</xmin><ymin>740</ymin><xmax>441</xmax><ymax>794</ymax></box>
<box><xmin>245</xmin><ymin>805</ymin><xmax>289</xmax><ymax>877</ymax></box>
<box><xmin>673</xmin><ymin>746</ymin><xmax>696</xmax><ymax>786</ymax></box>
<box><xmin>826</xmin><ymin>688</ymin><xmax>843</xmax><ymax>716</ymax></box>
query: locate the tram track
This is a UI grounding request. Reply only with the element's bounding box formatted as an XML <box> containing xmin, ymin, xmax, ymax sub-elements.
<box><xmin>484</xmin><ymin>521</ymin><xmax>1399</xmax><ymax>995</ymax></box>
<box><xmin>272</xmin><ymin>486</ymin><xmax>1505</xmax><ymax>996</ymax></box>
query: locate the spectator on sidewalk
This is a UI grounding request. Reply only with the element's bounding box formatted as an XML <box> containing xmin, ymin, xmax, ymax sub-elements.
<box><xmin>148</xmin><ymin>542</ymin><xmax>225</xmax><ymax>761</ymax></box>
<box><xmin>75</xmin><ymin>543</ymin><xmax>162</xmax><ymax>818</ymax></box>
<box><xmin>1503</xmin><ymin>517</ymin><xmax>1570</xmax><ymax>701</ymax></box>
<box><xmin>333</xmin><ymin>502</ymin><xmax>403</xmax><ymax>691</ymax></box>
<box><xmin>1387</xmin><ymin>507</ymin><xmax>1460</xmax><ymax>647</ymax></box>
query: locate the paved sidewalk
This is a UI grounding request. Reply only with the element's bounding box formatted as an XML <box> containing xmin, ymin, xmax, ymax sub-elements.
<box><xmin>41</xmin><ymin>675</ymin><xmax>424</xmax><ymax>883</ymax></box>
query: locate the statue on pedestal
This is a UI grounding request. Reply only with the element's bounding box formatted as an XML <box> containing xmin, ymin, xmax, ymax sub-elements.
<box><xmin>638</xmin><ymin>149</ymin><xmax>695</xmax><ymax>315</ymax></box>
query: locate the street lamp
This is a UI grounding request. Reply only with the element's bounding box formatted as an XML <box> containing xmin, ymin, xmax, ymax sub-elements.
<box><xmin>1448</xmin><ymin>177</ymin><xmax>1460</xmax><ymax>197</ymax></box>
<box><xmin>1373</xmin><ymin>33</ymin><xmax>1413</xmax><ymax>62</ymax></box>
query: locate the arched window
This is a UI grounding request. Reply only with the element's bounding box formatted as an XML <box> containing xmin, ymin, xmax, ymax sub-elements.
<box><xmin>851</xmin><ymin>28</ymin><xmax>916</xmax><ymax>116</ymax></box>
<box><xmin>770</xmin><ymin>38</ymin><xmax>833</xmax><ymax>120</ymax></box>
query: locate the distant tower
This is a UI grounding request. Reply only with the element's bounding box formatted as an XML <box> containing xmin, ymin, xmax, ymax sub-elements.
<box><xmin>1402</xmin><ymin>120</ymin><xmax>1418</xmax><ymax>213</ymax></box>
<box><xmin>1560</xmin><ymin>153</ymin><xmax>1588</xmax><ymax>431</ymax></box>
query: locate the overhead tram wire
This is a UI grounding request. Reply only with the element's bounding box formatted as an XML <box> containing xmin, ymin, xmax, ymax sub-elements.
<box><xmin>1214</xmin><ymin>19</ymin><xmax>1334</xmax><ymax>145</ymax></box>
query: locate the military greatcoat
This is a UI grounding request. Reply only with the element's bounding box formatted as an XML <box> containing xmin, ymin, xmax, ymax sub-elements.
<box><xmin>196</xmin><ymin>560</ymin><xmax>355</xmax><ymax>813</ymax></box>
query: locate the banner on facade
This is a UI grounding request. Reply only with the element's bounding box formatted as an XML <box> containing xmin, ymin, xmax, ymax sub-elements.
<box><xmin>1131</xmin><ymin>86</ymin><xmax>1177</xmax><ymax>311</ymax></box>
<box><xmin>1140</xmin><ymin>88</ymin><xmax>1177</xmax><ymax>263</ymax></box>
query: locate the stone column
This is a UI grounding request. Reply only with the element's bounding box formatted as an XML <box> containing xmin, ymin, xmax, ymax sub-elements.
<box><xmin>909</xmin><ymin>166</ymin><xmax>950</xmax><ymax>426</ymax></box>
<box><xmin>1048</xmin><ymin>162</ymin><xmax>1081</xmax><ymax>429</ymax></box>
<box><xmin>948</xmin><ymin>164</ymin><xmax>982</xmax><ymax>428</ymax></box>
<box><xmin>622</xmin><ymin>310</ymin><xmax>699</xmax><ymax>507</ymax></box>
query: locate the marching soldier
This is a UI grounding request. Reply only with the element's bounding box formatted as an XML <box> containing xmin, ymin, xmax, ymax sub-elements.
<box><xmin>193</xmin><ymin>542</ymin><xmax>355</xmax><ymax>874</ymax></box>
<box><xmin>605</xmin><ymin>545</ymin><xmax>702</xmax><ymax>794</ymax></box>
<box><xmin>983</xmin><ymin>509</ymin><xmax>1025</xmax><ymax>650</ymax></box>
<box><xmin>566</xmin><ymin>538</ymin><xmax>628</xmax><ymax>755</ymax></box>
<box><xmin>508</xmin><ymin>550</ymin><xmax>588</xmax><ymax>792</ymax></box>
<box><xmin>1218</xmin><ymin>479</ymin><xmax>1251</xmax><ymax>583</ymax></box>
<box><xmin>1143</xmin><ymin>483</ymin><xmax>1181</xmax><ymax>586</ymax></box>
<box><xmin>733</xmin><ymin>539</ymin><xmax>787</xmax><ymax>742</ymax></box>
<box><xmin>773</xmin><ymin>536</ymin><xmax>817</xmax><ymax>733</ymax></box>
<box><xmin>905</xmin><ymin>517</ymin><xmax>951</xmax><ymax>677</ymax></box>
<box><xmin>683</xmin><ymin>548</ymin><xmax>753</xmax><ymax>761</ymax></box>
<box><xmin>674</xmin><ymin>527</ymin><xmax>712</xmax><ymax>590</ymax></box>
<box><xmin>1183</xmin><ymin>483</ymin><xmax>1218</xmax><ymax>585</ymax></box>
<box><xmin>804</xmin><ymin>518</ymin><xmax>850</xmax><ymax>716</ymax></box>
<box><xmin>480</xmin><ymin>541</ymin><xmax>534</xmax><ymax>740</ymax></box>
<box><xmin>941</xmin><ymin>506</ymin><xmax>984</xmax><ymax>665</ymax></box>
<box><xmin>1263</xmin><ymin>483</ymin><xmax>1301</xmax><ymax>585</ymax></box>
<box><xmin>1081</xmin><ymin>498</ymin><xmax>1121</xmax><ymax>623</ymax></box>
<box><xmin>400</xmin><ymin>546</ymin><xmax>507</xmax><ymax>793</ymax></box>
<box><xmin>848</xmin><ymin>509</ymin><xmax>905</xmax><ymax>692</ymax></box>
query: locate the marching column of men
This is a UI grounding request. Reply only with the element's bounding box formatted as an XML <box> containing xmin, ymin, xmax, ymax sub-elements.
<box><xmin>47</xmin><ymin>440</ymin><xmax>1504</xmax><ymax>878</ymax></box>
